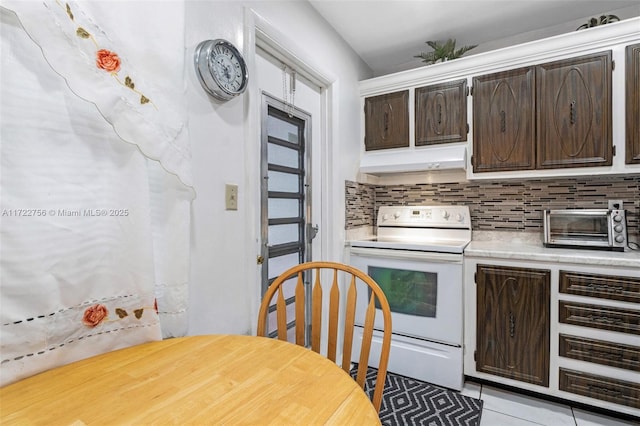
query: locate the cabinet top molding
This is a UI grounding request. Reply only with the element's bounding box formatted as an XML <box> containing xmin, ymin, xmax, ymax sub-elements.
<box><xmin>360</xmin><ymin>17</ymin><xmax>640</xmax><ymax>97</ymax></box>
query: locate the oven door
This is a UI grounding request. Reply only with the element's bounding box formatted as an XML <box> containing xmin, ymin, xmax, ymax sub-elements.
<box><xmin>349</xmin><ymin>246</ymin><xmax>463</xmax><ymax>346</ymax></box>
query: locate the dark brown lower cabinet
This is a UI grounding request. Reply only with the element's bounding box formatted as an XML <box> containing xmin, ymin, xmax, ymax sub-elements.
<box><xmin>559</xmin><ymin>270</ymin><xmax>640</xmax><ymax>304</ymax></box>
<box><xmin>559</xmin><ymin>368</ymin><xmax>640</xmax><ymax>409</ymax></box>
<box><xmin>559</xmin><ymin>334</ymin><xmax>640</xmax><ymax>371</ymax></box>
<box><xmin>558</xmin><ymin>301</ymin><xmax>640</xmax><ymax>335</ymax></box>
<box><xmin>476</xmin><ymin>264</ymin><xmax>550</xmax><ymax>386</ymax></box>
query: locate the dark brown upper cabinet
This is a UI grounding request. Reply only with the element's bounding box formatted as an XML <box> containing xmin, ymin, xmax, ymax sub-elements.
<box><xmin>472</xmin><ymin>67</ymin><xmax>536</xmax><ymax>172</ymax></box>
<box><xmin>536</xmin><ymin>51</ymin><xmax>613</xmax><ymax>169</ymax></box>
<box><xmin>626</xmin><ymin>44</ymin><xmax>640</xmax><ymax>164</ymax></box>
<box><xmin>476</xmin><ymin>264</ymin><xmax>550</xmax><ymax>387</ymax></box>
<box><xmin>364</xmin><ymin>90</ymin><xmax>409</xmax><ymax>151</ymax></box>
<box><xmin>415</xmin><ymin>79</ymin><xmax>468</xmax><ymax>146</ymax></box>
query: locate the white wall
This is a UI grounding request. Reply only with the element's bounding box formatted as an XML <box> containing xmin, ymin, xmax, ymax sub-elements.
<box><xmin>185</xmin><ymin>0</ymin><xmax>371</xmax><ymax>335</ymax></box>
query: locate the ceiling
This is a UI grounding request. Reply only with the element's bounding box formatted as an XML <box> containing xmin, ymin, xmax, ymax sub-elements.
<box><xmin>308</xmin><ymin>0</ymin><xmax>640</xmax><ymax>76</ymax></box>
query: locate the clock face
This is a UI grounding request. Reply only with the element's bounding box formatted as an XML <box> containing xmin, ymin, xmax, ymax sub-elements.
<box><xmin>194</xmin><ymin>39</ymin><xmax>248</xmax><ymax>101</ymax></box>
<box><xmin>210</xmin><ymin>44</ymin><xmax>245</xmax><ymax>94</ymax></box>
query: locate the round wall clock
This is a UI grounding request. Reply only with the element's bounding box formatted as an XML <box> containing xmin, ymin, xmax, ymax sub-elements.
<box><xmin>194</xmin><ymin>39</ymin><xmax>249</xmax><ymax>101</ymax></box>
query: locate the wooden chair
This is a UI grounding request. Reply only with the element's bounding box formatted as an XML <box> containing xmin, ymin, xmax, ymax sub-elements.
<box><xmin>256</xmin><ymin>261</ymin><xmax>392</xmax><ymax>412</ymax></box>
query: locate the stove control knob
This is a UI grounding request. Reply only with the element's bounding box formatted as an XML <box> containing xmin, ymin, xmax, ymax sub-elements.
<box><xmin>613</xmin><ymin>214</ymin><xmax>623</xmax><ymax>223</ymax></box>
<box><xmin>441</xmin><ymin>210</ymin><xmax>450</xmax><ymax>220</ymax></box>
<box><xmin>615</xmin><ymin>235</ymin><xmax>625</xmax><ymax>243</ymax></box>
<box><xmin>382</xmin><ymin>214</ymin><xmax>389</xmax><ymax>221</ymax></box>
<box><xmin>456</xmin><ymin>213</ymin><xmax>464</xmax><ymax>222</ymax></box>
<box><xmin>393</xmin><ymin>211</ymin><xmax>401</xmax><ymax>219</ymax></box>
<box><xmin>614</xmin><ymin>224</ymin><xmax>623</xmax><ymax>233</ymax></box>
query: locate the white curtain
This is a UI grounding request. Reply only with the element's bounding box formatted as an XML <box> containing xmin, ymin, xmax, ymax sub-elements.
<box><xmin>0</xmin><ymin>0</ymin><xmax>193</xmax><ymax>386</ymax></box>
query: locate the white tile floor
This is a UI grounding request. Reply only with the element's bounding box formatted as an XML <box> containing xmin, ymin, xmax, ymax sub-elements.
<box><xmin>460</xmin><ymin>381</ymin><xmax>638</xmax><ymax>426</ymax></box>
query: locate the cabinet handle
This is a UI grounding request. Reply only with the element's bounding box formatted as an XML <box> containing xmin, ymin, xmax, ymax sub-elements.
<box><xmin>570</xmin><ymin>100</ymin><xmax>577</xmax><ymax>124</ymax></box>
<box><xmin>586</xmin><ymin>282</ymin><xmax>624</xmax><ymax>293</ymax></box>
<box><xmin>437</xmin><ymin>104</ymin><xmax>442</xmax><ymax>125</ymax></box>
<box><xmin>509</xmin><ymin>312</ymin><xmax>515</xmax><ymax>337</ymax></box>
<box><xmin>588</xmin><ymin>349</ymin><xmax>624</xmax><ymax>360</ymax></box>
<box><xmin>587</xmin><ymin>384</ymin><xmax>622</xmax><ymax>397</ymax></box>
<box><xmin>587</xmin><ymin>314</ymin><xmax>621</xmax><ymax>325</ymax></box>
<box><xmin>500</xmin><ymin>110</ymin><xmax>506</xmax><ymax>132</ymax></box>
<box><xmin>383</xmin><ymin>112</ymin><xmax>389</xmax><ymax>137</ymax></box>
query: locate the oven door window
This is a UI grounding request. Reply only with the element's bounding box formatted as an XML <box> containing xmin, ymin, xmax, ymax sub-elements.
<box><xmin>368</xmin><ymin>266</ymin><xmax>437</xmax><ymax>318</ymax></box>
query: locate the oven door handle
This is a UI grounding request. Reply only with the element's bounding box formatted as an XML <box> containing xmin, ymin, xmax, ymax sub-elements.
<box><xmin>349</xmin><ymin>247</ymin><xmax>463</xmax><ymax>264</ymax></box>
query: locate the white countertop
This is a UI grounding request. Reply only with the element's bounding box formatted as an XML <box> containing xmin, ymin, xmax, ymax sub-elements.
<box><xmin>346</xmin><ymin>229</ymin><xmax>640</xmax><ymax>268</ymax></box>
<box><xmin>465</xmin><ymin>232</ymin><xmax>640</xmax><ymax>269</ymax></box>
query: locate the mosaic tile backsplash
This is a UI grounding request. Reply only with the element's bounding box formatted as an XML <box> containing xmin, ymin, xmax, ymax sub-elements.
<box><xmin>345</xmin><ymin>175</ymin><xmax>640</xmax><ymax>242</ymax></box>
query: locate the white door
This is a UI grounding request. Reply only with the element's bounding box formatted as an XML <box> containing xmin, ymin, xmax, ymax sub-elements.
<box><xmin>256</xmin><ymin>47</ymin><xmax>322</xmax><ymax>340</ymax></box>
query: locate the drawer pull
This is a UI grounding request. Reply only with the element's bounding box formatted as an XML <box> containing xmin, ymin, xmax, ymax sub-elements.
<box><xmin>586</xmin><ymin>283</ymin><xmax>624</xmax><ymax>293</ymax></box>
<box><xmin>588</xmin><ymin>315</ymin><xmax>621</xmax><ymax>325</ymax></box>
<box><xmin>588</xmin><ymin>349</ymin><xmax>624</xmax><ymax>360</ymax></box>
<box><xmin>588</xmin><ymin>384</ymin><xmax>622</xmax><ymax>397</ymax></box>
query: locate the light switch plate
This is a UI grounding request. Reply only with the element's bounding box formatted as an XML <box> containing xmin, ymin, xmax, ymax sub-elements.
<box><xmin>225</xmin><ymin>184</ymin><xmax>238</xmax><ymax>210</ymax></box>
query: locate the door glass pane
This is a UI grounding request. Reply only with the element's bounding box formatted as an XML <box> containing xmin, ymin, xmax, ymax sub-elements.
<box><xmin>268</xmin><ymin>144</ymin><xmax>299</xmax><ymax>168</ymax></box>
<box><xmin>267</xmin><ymin>114</ymin><xmax>299</xmax><ymax>143</ymax></box>
<box><xmin>277</xmin><ymin>277</ymin><xmax>298</xmax><ymax>299</ymax></box>
<box><xmin>268</xmin><ymin>253</ymin><xmax>300</xmax><ymax>280</ymax></box>
<box><xmin>265</xmin><ymin>283</ymin><xmax>297</xmax><ymax>309</ymax></box>
<box><xmin>368</xmin><ymin>266</ymin><xmax>437</xmax><ymax>318</ymax></box>
<box><xmin>269</xmin><ymin>224</ymin><xmax>299</xmax><ymax>246</ymax></box>
<box><xmin>268</xmin><ymin>170</ymin><xmax>299</xmax><ymax>192</ymax></box>
<box><xmin>268</xmin><ymin>198</ymin><xmax>299</xmax><ymax>219</ymax></box>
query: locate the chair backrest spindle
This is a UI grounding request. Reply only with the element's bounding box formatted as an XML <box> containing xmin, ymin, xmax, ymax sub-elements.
<box><xmin>327</xmin><ymin>269</ymin><xmax>340</xmax><ymax>363</ymax></box>
<box><xmin>295</xmin><ymin>272</ymin><xmax>305</xmax><ymax>346</ymax></box>
<box><xmin>311</xmin><ymin>268</ymin><xmax>322</xmax><ymax>352</ymax></box>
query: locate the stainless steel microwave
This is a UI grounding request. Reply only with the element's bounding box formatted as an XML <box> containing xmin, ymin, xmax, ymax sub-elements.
<box><xmin>543</xmin><ymin>209</ymin><xmax>627</xmax><ymax>251</ymax></box>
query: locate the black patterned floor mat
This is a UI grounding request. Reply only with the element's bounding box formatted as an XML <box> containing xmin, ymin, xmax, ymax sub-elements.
<box><xmin>351</xmin><ymin>365</ymin><xmax>483</xmax><ymax>426</ymax></box>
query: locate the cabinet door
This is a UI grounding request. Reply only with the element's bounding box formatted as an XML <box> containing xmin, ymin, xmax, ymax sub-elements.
<box><xmin>364</xmin><ymin>90</ymin><xmax>409</xmax><ymax>151</ymax></box>
<box><xmin>476</xmin><ymin>264</ymin><xmax>550</xmax><ymax>386</ymax></box>
<box><xmin>472</xmin><ymin>67</ymin><xmax>535</xmax><ymax>172</ymax></box>
<box><xmin>536</xmin><ymin>52</ymin><xmax>612</xmax><ymax>168</ymax></box>
<box><xmin>415</xmin><ymin>79</ymin><xmax>467</xmax><ymax>146</ymax></box>
<box><xmin>627</xmin><ymin>44</ymin><xmax>640</xmax><ymax>164</ymax></box>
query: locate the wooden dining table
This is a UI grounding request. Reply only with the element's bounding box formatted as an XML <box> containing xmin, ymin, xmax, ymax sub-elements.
<box><xmin>0</xmin><ymin>334</ymin><xmax>381</xmax><ymax>425</ymax></box>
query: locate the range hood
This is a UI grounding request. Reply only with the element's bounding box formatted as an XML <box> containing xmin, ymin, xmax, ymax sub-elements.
<box><xmin>359</xmin><ymin>144</ymin><xmax>467</xmax><ymax>174</ymax></box>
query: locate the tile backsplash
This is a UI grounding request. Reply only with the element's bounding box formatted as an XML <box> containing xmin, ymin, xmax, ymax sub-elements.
<box><xmin>345</xmin><ymin>175</ymin><xmax>640</xmax><ymax>242</ymax></box>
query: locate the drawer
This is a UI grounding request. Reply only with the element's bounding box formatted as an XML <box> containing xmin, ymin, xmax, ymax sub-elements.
<box><xmin>559</xmin><ymin>368</ymin><xmax>640</xmax><ymax>408</ymax></box>
<box><xmin>559</xmin><ymin>334</ymin><xmax>640</xmax><ymax>371</ymax></box>
<box><xmin>558</xmin><ymin>301</ymin><xmax>640</xmax><ymax>335</ymax></box>
<box><xmin>560</xmin><ymin>271</ymin><xmax>640</xmax><ymax>303</ymax></box>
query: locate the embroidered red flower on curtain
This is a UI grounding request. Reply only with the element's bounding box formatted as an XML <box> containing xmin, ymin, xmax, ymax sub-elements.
<box><xmin>64</xmin><ymin>3</ymin><xmax>151</xmax><ymax>106</ymax></box>
<box><xmin>96</xmin><ymin>49</ymin><xmax>121</xmax><ymax>73</ymax></box>
<box><xmin>82</xmin><ymin>301</ymin><xmax>159</xmax><ymax>328</ymax></box>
